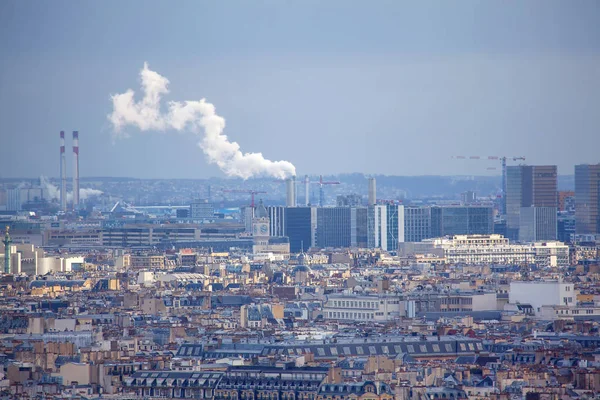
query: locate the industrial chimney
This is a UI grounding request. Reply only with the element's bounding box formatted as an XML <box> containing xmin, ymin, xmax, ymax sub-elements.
<box><xmin>368</xmin><ymin>177</ymin><xmax>376</xmax><ymax>206</ymax></box>
<box><xmin>72</xmin><ymin>131</ymin><xmax>80</xmax><ymax>209</ymax></box>
<box><xmin>286</xmin><ymin>177</ymin><xmax>296</xmax><ymax>207</ymax></box>
<box><xmin>60</xmin><ymin>131</ymin><xmax>67</xmax><ymax>211</ymax></box>
<box><xmin>304</xmin><ymin>175</ymin><xmax>310</xmax><ymax>206</ymax></box>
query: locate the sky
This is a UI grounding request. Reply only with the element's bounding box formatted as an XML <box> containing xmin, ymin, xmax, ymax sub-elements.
<box><xmin>1</xmin><ymin>1</ymin><xmax>599</xmax><ymax>179</ymax></box>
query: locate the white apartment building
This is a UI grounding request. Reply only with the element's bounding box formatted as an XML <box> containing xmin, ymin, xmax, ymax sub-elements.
<box><xmin>509</xmin><ymin>281</ymin><xmax>575</xmax><ymax>315</ymax></box>
<box><xmin>440</xmin><ymin>292</ymin><xmax>498</xmax><ymax>312</ymax></box>
<box><xmin>322</xmin><ymin>293</ymin><xmax>406</xmax><ymax>322</ymax></box>
<box><xmin>532</xmin><ymin>241</ymin><xmax>570</xmax><ymax>267</ymax></box>
<box><xmin>423</xmin><ymin>234</ymin><xmax>569</xmax><ymax>267</ymax></box>
<box><xmin>539</xmin><ymin>305</ymin><xmax>600</xmax><ymax>321</ymax></box>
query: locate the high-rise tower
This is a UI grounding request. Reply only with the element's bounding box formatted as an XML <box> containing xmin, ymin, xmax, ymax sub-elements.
<box><xmin>575</xmin><ymin>163</ymin><xmax>600</xmax><ymax>235</ymax></box>
<box><xmin>505</xmin><ymin>165</ymin><xmax>557</xmax><ymax>241</ymax></box>
<box><xmin>368</xmin><ymin>177</ymin><xmax>377</xmax><ymax>206</ymax></box>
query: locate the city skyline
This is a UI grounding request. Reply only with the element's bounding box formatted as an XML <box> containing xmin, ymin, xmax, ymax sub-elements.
<box><xmin>2</xmin><ymin>3</ymin><xmax>600</xmax><ymax>398</ymax></box>
<box><xmin>1</xmin><ymin>1</ymin><xmax>600</xmax><ymax>179</ymax></box>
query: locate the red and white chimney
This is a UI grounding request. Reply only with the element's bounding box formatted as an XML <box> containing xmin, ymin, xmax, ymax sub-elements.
<box><xmin>60</xmin><ymin>131</ymin><xmax>67</xmax><ymax>211</ymax></box>
<box><xmin>72</xmin><ymin>131</ymin><xmax>79</xmax><ymax>209</ymax></box>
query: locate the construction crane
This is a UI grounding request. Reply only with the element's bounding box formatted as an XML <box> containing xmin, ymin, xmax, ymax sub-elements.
<box><xmin>311</xmin><ymin>175</ymin><xmax>341</xmax><ymax>207</ymax></box>
<box><xmin>221</xmin><ymin>189</ymin><xmax>267</xmax><ymax>208</ymax></box>
<box><xmin>451</xmin><ymin>155</ymin><xmax>526</xmax><ymax>213</ymax></box>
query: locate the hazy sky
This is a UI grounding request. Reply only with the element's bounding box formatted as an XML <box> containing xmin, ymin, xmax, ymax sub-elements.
<box><xmin>1</xmin><ymin>1</ymin><xmax>599</xmax><ymax>179</ymax></box>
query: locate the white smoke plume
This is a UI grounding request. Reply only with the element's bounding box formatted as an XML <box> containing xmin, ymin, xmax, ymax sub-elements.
<box><xmin>77</xmin><ymin>188</ymin><xmax>104</xmax><ymax>201</ymax></box>
<box><xmin>40</xmin><ymin>177</ymin><xmax>102</xmax><ymax>202</ymax></box>
<box><xmin>40</xmin><ymin>176</ymin><xmax>59</xmax><ymax>200</ymax></box>
<box><xmin>108</xmin><ymin>63</ymin><xmax>296</xmax><ymax>180</ymax></box>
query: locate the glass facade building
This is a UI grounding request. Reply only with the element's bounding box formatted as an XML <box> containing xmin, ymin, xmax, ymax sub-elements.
<box><xmin>575</xmin><ymin>164</ymin><xmax>600</xmax><ymax>234</ymax></box>
<box><xmin>505</xmin><ymin>165</ymin><xmax>557</xmax><ymax>241</ymax></box>
<box><xmin>316</xmin><ymin>207</ymin><xmax>352</xmax><ymax>248</ymax></box>
<box><xmin>519</xmin><ymin>206</ymin><xmax>557</xmax><ymax>242</ymax></box>
<box><xmin>284</xmin><ymin>207</ymin><xmax>316</xmax><ymax>253</ymax></box>
<box><xmin>350</xmin><ymin>207</ymin><xmax>368</xmax><ymax>248</ymax></box>
<box><xmin>267</xmin><ymin>206</ymin><xmax>286</xmax><ymax>237</ymax></box>
<box><xmin>367</xmin><ymin>205</ymin><xmax>404</xmax><ymax>251</ymax></box>
<box><xmin>404</xmin><ymin>206</ymin><xmax>432</xmax><ymax>242</ymax></box>
<box><xmin>431</xmin><ymin>206</ymin><xmax>493</xmax><ymax>237</ymax></box>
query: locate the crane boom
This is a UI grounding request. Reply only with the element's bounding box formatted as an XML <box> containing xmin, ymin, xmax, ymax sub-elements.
<box><xmin>451</xmin><ymin>155</ymin><xmax>526</xmax><ymax>215</ymax></box>
<box><xmin>222</xmin><ymin>189</ymin><xmax>267</xmax><ymax>208</ymax></box>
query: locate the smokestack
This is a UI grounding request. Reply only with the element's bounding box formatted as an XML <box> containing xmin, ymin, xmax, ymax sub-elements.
<box><xmin>72</xmin><ymin>131</ymin><xmax>79</xmax><ymax>209</ymax></box>
<box><xmin>286</xmin><ymin>177</ymin><xmax>296</xmax><ymax>207</ymax></box>
<box><xmin>60</xmin><ymin>131</ymin><xmax>67</xmax><ymax>211</ymax></box>
<box><xmin>368</xmin><ymin>177</ymin><xmax>376</xmax><ymax>206</ymax></box>
<box><xmin>304</xmin><ymin>175</ymin><xmax>310</xmax><ymax>206</ymax></box>
<box><xmin>293</xmin><ymin>175</ymin><xmax>297</xmax><ymax>206</ymax></box>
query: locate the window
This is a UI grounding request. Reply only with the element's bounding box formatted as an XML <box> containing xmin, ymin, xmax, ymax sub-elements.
<box><xmin>407</xmin><ymin>345</ymin><xmax>415</xmax><ymax>353</ymax></box>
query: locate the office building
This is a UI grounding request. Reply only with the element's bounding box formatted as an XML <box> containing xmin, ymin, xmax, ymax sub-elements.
<box><xmin>557</xmin><ymin>214</ymin><xmax>576</xmax><ymax>243</ymax></box>
<box><xmin>102</xmin><ymin>224</ymin><xmax>201</xmax><ymax>247</ymax></box>
<box><xmin>190</xmin><ymin>199</ymin><xmax>214</xmax><ymax>220</ymax></box>
<box><xmin>404</xmin><ymin>206</ymin><xmax>432</xmax><ymax>242</ymax></box>
<box><xmin>368</xmin><ymin>204</ymin><xmax>405</xmax><ymax>251</ymax></box>
<box><xmin>575</xmin><ymin>163</ymin><xmax>600</xmax><ymax>234</ymax></box>
<box><xmin>368</xmin><ymin>177</ymin><xmax>376</xmax><ymax>206</ymax></box>
<box><xmin>350</xmin><ymin>207</ymin><xmax>368</xmax><ymax>247</ymax></box>
<box><xmin>316</xmin><ymin>207</ymin><xmax>352</xmax><ymax>248</ymax></box>
<box><xmin>241</xmin><ymin>206</ymin><xmax>254</xmax><ymax>233</ymax></box>
<box><xmin>285</xmin><ymin>207</ymin><xmax>316</xmax><ymax>253</ymax></box>
<box><xmin>506</xmin><ymin>165</ymin><xmax>557</xmax><ymax>241</ymax></box>
<box><xmin>431</xmin><ymin>206</ymin><xmax>493</xmax><ymax>237</ymax></box>
<box><xmin>519</xmin><ymin>206</ymin><xmax>557</xmax><ymax>242</ymax></box>
<box><xmin>267</xmin><ymin>206</ymin><xmax>286</xmax><ymax>237</ymax></box>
